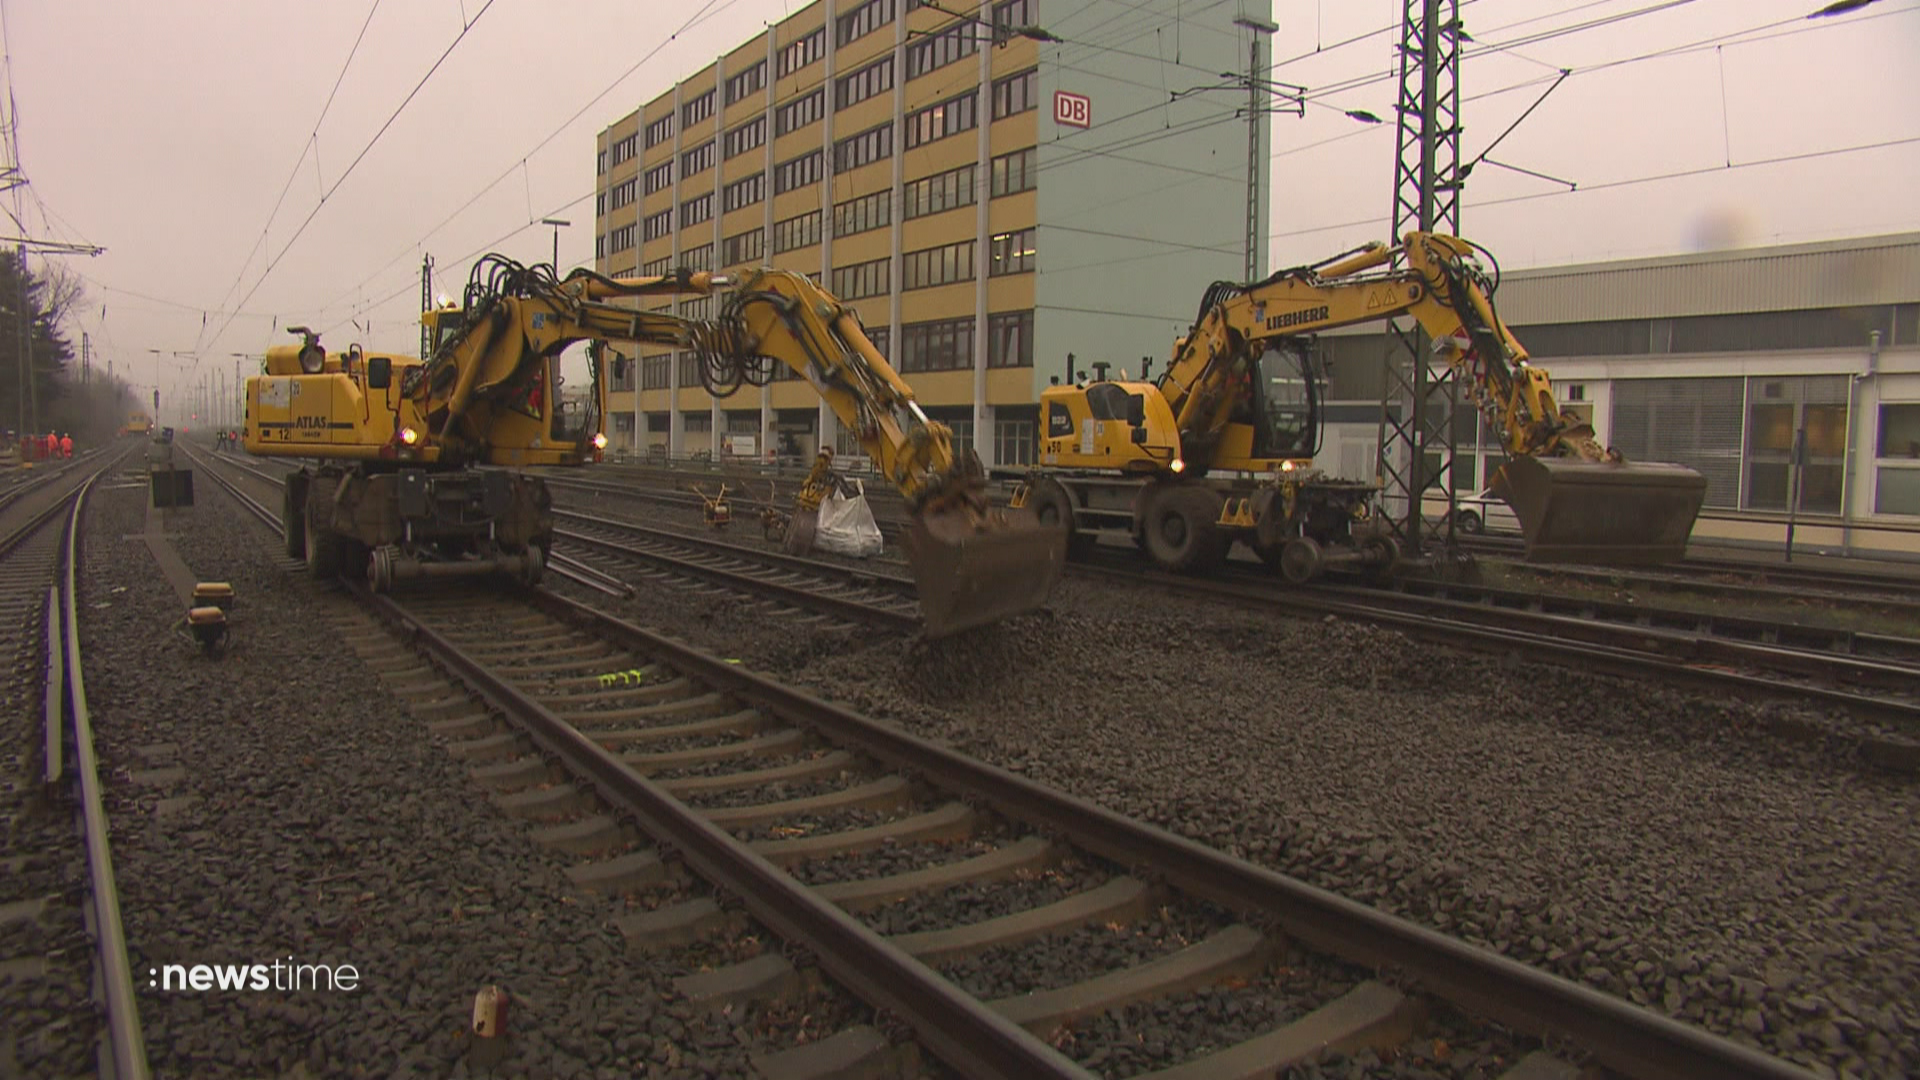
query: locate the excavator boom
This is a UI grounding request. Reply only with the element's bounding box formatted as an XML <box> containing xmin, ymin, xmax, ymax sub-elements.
<box><xmin>650</xmin><ymin>268</ymin><xmax>1065</xmax><ymax>638</ymax></box>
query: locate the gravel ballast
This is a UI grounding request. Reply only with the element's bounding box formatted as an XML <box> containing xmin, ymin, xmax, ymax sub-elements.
<box><xmin>546</xmin><ymin>502</ymin><xmax>1920</xmax><ymax>1078</ymax></box>
<box><xmin>79</xmin><ymin>465</ymin><xmax>864</xmax><ymax>1077</ymax></box>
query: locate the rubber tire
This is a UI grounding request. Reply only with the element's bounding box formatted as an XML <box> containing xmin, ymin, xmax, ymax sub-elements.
<box><xmin>1456</xmin><ymin>510</ymin><xmax>1483</xmax><ymax>534</ymax></box>
<box><xmin>1026</xmin><ymin>478</ymin><xmax>1096</xmax><ymax>559</ymax></box>
<box><xmin>283</xmin><ymin>473</ymin><xmax>308</xmax><ymax>559</ymax></box>
<box><xmin>1141</xmin><ymin>484</ymin><xmax>1229</xmax><ymax>574</ymax></box>
<box><xmin>304</xmin><ymin>508</ymin><xmax>342</xmax><ymax>580</ymax></box>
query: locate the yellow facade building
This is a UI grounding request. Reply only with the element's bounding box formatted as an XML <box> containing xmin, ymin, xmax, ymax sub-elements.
<box><xmin>595</xmin><ymin>0</ymin><xmax>1272</xmax><ymax>466</ymax></box>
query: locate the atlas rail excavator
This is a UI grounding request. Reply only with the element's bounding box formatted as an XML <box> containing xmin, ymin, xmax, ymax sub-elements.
<box><xmin>1018</xmin><ymin>232</ymin><xmax>1708</xmax><ymax>582</ymax></box>
<box><xmin>243</xmin><ymin>256</ymin><xmax>1062</xmax><ymax>638</ymax></box>
<box><xmin>243</xmin><ymin>255</ymin><xmax>725</xmax><ymax>591</ymax></box>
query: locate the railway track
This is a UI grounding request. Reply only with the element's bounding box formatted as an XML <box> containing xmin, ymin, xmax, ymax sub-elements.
<box><xmin>209</xmin><ymin>451</ymin><xmax>1920</xmax><ymax>763</ymax></box>
<box><xmin>195</xmin><ymin>448</ymin><xmax>1818</xmax><ymax>1080</ymax></box>
<box><xmin>0</xmin><ymin>449</ymin><xmax>148</xmax><ymax>1079</ymax></box>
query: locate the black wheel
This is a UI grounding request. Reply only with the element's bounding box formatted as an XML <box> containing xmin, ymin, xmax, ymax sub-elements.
<box><xmin>304</xmin><ymin>509</ymin><xmax>342</xmax><ymax>580</ymax></box>
<box><xmin>1026</xmin><ymin>478</ymin><xmax>1095</xmax><ymax>559</ymax></box>
<box><xmin>1456</xmin><ymin>509</ymin><xmax>1484</xmax><ymax>534</ymax></box>
<box><xmin>522</xmin><ymin>544</ymin><xmax>546</xmax><ymax>587</ymax></box>
<box><xmin>1141</xmin><ymin>484</ymin><xmax>1228</xmax><ymax>574</ymax></box>
<box><xmin>1360</xmin><ymin>534</ymin><xmax>1400</xmax><ymax>583</ymax></box>
<box><xmin>283</xmin><ymin>473</ymin><xmax>308</xmax><ymax>559</ymax></box>
<box><xmin>369</xmin><ymin>546</ymin><xmax>396</xmax><ymax>592</ymax></box>
<box><xmin>1278</xmin><ymin>536</ymin><xmax>1322</xmax><ymax>585</ymax></box>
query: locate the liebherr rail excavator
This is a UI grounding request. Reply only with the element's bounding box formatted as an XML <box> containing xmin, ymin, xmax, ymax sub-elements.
<box><xmin>243</xmin><ymin>256</ymin><xmax>1062</xmax><ymax>638</ymax></box>
<box><xmin>1019</xmin><ymin>232</ymin><xmax>1709</xmax><ymax>581</ymax></box>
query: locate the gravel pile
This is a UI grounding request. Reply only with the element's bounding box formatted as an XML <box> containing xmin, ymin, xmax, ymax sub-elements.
<box><xmin>77</xmin><ymin>475</ymin><xmax>870</xmax><ymax>1077</ymax></box>
<box><xmin>547</xmin><ymin>541</ymin><xmax>1919</xmax><ymax>1077</ymax></box>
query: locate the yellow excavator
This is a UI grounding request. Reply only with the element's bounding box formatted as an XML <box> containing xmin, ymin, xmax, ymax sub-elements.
<box><xmin>663</xmin><ymin>267</ymin><xmax>1066</xmax><ymax>637</ymax></box>
<box><xmin>1019</xmin><ymin>232</ymin><xmax>1708</xmax><ymax>581</ymax></box>
<box><xmin>243</xmin><ymin>256</ymin><xmax>1062</xmax><ymax>638</ymax></box>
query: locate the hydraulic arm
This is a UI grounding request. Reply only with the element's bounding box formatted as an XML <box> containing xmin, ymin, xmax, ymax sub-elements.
<box><xmin>648</xmin><ymin>267</ymin><xmax>1066</xmax><ymax>638</ymax></box>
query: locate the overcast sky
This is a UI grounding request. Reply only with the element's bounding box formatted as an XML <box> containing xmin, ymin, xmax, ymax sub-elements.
<box><xmin>6</xmin><ymin>0</ymin><xmax>1916</xmax><ymax>414</ymax></box>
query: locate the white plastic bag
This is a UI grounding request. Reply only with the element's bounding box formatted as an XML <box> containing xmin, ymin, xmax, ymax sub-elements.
<box><xmin>812</xmin><ymin>479</ymin><xmax>884</xmax><ymax>558</ymax></box>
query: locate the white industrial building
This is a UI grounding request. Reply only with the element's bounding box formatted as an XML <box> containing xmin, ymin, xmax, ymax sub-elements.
<box><xmin>1315</xmin><ymin>231</ymin><xmax>1920</xmax><ymax>555</ymax></box>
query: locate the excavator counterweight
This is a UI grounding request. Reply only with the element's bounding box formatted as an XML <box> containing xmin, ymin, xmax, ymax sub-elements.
<box><xmin>1491</xmin><ymin>456</ymin><xmax>1708</xmax><ymax>565</ymax></box>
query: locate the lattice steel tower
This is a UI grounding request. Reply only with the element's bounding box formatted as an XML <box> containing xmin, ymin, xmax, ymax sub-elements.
<box><xmin>1374</xmin><ymin>0</ymin><xmax>1464</xmax><ymax>554</ymax></box>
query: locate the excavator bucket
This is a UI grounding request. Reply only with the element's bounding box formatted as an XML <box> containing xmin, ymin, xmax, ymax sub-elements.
<box><xmin>906</xmin><ymin>505</ymin><xmax>1067</xmax><ymax>639</ymax></box>
<box><xmin>1490</xmin><ymin>456</ymin><xmax>1708</xmax><ymax>566</ymax></box>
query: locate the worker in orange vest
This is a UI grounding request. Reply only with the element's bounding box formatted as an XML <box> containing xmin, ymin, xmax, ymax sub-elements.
<box><xmin>59</xmin><ymin>433</ymin><xmax>72</xmax><ymax>459</ymax></box>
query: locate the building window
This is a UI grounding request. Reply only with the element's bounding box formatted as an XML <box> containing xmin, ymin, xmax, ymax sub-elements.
<box><xmin>680</xmin><ymin>140</ymin><xmax>715</xmax><ymax>178</ymax></box>
<box><xmin>722</xmin><ymin>172</ymin><xmax>765</xmax><ymax>213</ymax></box>
<box><xmin>725</xmin><ymin>60</ymin><xmax>767</xmax><ymax>105</ymax></box>
<box><xmin>682</xmin><ymin>243</ymin><xmax>714</xmax><ymax>270</ymax></box>
<box><xmin>595</xmin><ymin>233</ymin><xmax>606</xmax><ymax>259</ymax></box>
<box><xmin>723</xmin><ymin>227</ymin><xmax>765</xmax><ymax>267</ymax></box>
<box><xmin>776</xmin><ymin>89</ymin><xmax>825</xmax><ymax>136</ymax></box>
<box><xmin>641</xmin><ymin>210</ymin><xmax>671</xmax><ymax>242</ymax></box>
<box><xmin>903</xmin><ymin>163</ymin><xmax>975</xmax><ymax>219</ymax></box>
<box><xmin>607</xmin><ymin>350</ymin><xmax>636</xmax><ymax>392</ymax></box>
<box><xmin>991</xmin><ymin>147</ymin><xmax>1035</xmax><ymax>196</ymax></box>
<box><xmin>773</xmin><ymin>210</ymin><xmax>822</xmax><ymax>253</ymax></box>
<box><xmin>988</xmin><ymin>310</ymin><xmax>1033</xmax><ymax>367</ymax></box>
<box><xmin>833</xmin><ymin>190</ymin><xmax>891</xmax><ymax>238</ymax></box>
<box><xmin>642</xmin><ymin>256</ymin><xmax>672</xmax><ymax>277</ymax></box>
<box><xmin>723</xmin><ymin>116</ymin><xmax>766</xmax><ymax>160</ymax></box>
<box><xmin>681</xmin><ymin>90</ymin><xmax>715</xmax><ymax>127</ymax></box>
<box><xmin>645</xmin><ymin>115</ymin><xmax>674</xmax><ymax>147</ymax></box>
<box><xmin>989</xmin><ymin>228</ymin><xmax>1034</xmax><ymax>276</ymax></box>
<box><xmin>836</xmin><ymin>0</ymin><xmax>895</xmax><ymax>47</ymax></box>
<box><xmin>678</xmin><ymin>358</ymin><xmax>708</xmax><ymax>394</ymax></box>
<box><xmin>778</xmin><ymin>28</ymin><xmax>826</xmax><ymax>77</ymax></box>
<box><xmin>612</xmin><ymin>223</ymin><xmax>638</xmax><ymax>250</ymax></box>
<box><xmin>597</xmin><ymin>150</ymin><xmax>607</xmax><ymax>175</ymax></box>
<box><xmin>835</xmin><ymin>55</ymin><xmax>894</xmax><ymax>111</ymax></box>
<box><xmin>607</xmin><ymin>179</ymin><xmax>635</xmax><ymax>210</ymax></box>
<box><xmin>995</xmin><ymin>414</ymin><xmax>1036</xmax><ymax>465</ymax></box>
<box><xmin>899</xmin><ymin>316</ymin><xmax>975</xmax><ymax>372</ymax></box>
<box><xmin>611</xmin><ymin>134</ymin><xmax>638</xmax><ymax>165</ymax></box>
<box><xmin>1744</xmin><ymin>377</ymin><xmax>1847</xmax><ymax>514</ymax></box>
<box><xmin>641</xmin><ymin>356</ymin><xmax>670</xmax><ymax>389</ymax></box>
<box><xmin>831</xmin><ymin>256</ymin><xmax>890</xmax><ymax>300</ymax></box>
<box><xmin>907</xmin><ymin>22</ymin><xmax>979</xmax><ymax>79</ymax></box>
<box><xmin>902</xmin><ymin>240</ymin><xmax>975</xmax><ymax>291</ymax></box>
<box><xmin>991</xmin><ymin>0</ymin><xmax>1035</xmax><ymax>29</ymax></box>
<box><xmin>774</xmin><ymin>150</ymin><xmax>824</xmax><ymax>194</ymax></box>
<box><xmin>834</xmin><ymin>123</ymin><xmax>893</xmax><ymax>173</ymax></box>
<box><xmin>681</xmin><ymin>192</ymin><xmax>713</xmax><ymax>227</ymax></box>
<box><xmin>905</xmin><ymin>91</ymin><xmax>977</xmax><ymax>149</ymax></box>
<box><xmin>992</xmin><ymin>68</ymin><xmax>1037</xmax><ymax>120</ymax></box>
<box><xmin>643</xmin><ymin>161</ymin><xmax>674</xmax><ymax>195</ymax></box>
<box><xmin>596</xmin><ymin>192</ymin><xmax>606</xmax><ymax>216</ymax></box>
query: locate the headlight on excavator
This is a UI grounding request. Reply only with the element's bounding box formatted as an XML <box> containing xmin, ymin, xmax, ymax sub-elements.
<box><xmin>399</xmin><ymin>427</ymin><xmax>419</xmax><ymax>445</ymax></box>
<box><xmin>1170</xmin><ymin>458</ymin><xmax>1186</xmax><ymax>473</ymax></box>
<box><xmin>592</xmin><ymin>433</ymin><xmax>608</xmax><ymax>450</ymax></box>
<box><xmin>1281</xmin><ymin>459</ymin><xmax>1297</xmax><ymax>472</ymax></box>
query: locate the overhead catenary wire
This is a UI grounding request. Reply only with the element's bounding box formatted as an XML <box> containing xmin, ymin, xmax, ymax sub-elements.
<box><xmin>199</xmin><ymin>0</ymin><xmax>384</xmax><ymax>347</ymax></box>
<box><xmin>200</xmin><ymin>0</ymin><xmax>501</xmax><ymax>357</ymax></box>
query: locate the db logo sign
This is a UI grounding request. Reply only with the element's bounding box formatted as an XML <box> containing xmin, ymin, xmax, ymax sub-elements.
<box><xmin>1053</xmin><ymin>91</ymin><xmax>1091</xmax><ymax>129</ymax></box>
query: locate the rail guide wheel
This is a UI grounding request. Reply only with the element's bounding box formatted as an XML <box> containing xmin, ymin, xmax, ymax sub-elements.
<box><xmin>1278</xmin><ymin>536</ymin><xmax>1322</xmax><ymax>585</ymax></box>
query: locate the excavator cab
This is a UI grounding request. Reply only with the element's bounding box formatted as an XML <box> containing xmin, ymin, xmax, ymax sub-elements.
<box><xmin>1490</xmin><ymin>453</ymin><xmax>1709</xmax><ymax>565</ymax></box>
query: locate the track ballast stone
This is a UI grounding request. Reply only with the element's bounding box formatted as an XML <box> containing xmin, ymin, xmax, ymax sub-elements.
<box><xmin>78</xmin><ymin>472</ymin><xmax>856</xmax><ymax>1077</ymax></box>
<box><xmin>547</xmin><ymin>538</ymin><xmax>1920</xmax><ymax>1078</ymax></box>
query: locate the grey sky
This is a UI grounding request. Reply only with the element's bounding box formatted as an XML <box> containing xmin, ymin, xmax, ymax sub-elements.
<box><xmin>7</xmin><ymin>0</ymin><xmax>1916</xmax><ymax>413</ymax></box>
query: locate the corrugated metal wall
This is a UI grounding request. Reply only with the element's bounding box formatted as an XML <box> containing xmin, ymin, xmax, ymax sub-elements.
<box><xmin>1492</xmin><ymin>234</ymin><xmax>1920</xmax><ymax>324</ymax></box>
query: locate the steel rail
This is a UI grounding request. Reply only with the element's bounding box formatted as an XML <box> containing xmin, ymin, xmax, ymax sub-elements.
<box><xmin>557</xmin><ymin>507</ymin><xmax>917</xmax><ymax>590</ymax></box>
<box><xmin>525</xmin><ymin>586</ymin><xmax>1818</xmax><ymax>1080</ymax></box>
<box><xmin>1080</xmin><ymin>563</ymin><xmax>1920</xmax><ymax>737</ymax></box>
<box><xmin>60</xmin><ymin>465</ymin><xmax>151</xmax><ymax>1080</ymax></box>
<box><xmin>356</xmin><ymin>584</ymin><xmax>1093</xmax><ymax>1080</ymax></box>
